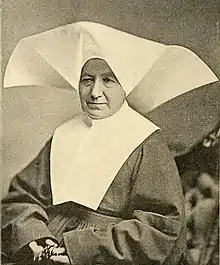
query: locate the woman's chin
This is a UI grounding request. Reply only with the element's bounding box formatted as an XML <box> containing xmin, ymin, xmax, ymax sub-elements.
<box><xmin>86</xmin><ymin>109</ymin><xmax>107</xmax><ymax>119</ymax></box>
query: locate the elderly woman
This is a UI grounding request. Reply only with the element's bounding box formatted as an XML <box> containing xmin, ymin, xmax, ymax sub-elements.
<box><xmin>2</xmin><ymin>22</ymin><xmax>188</xmax><ymax>265</ymax></box>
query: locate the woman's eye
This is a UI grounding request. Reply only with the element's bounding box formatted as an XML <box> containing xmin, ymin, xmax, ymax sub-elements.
<box><xmin>103</xmin><ymin>78</ymin><xmax>116</xmax><ymax>85</ymax></box>
<box><xmin>80</xmin><ymin>78</ymin><xmax>93</xmax><ymax>86</ymax></box>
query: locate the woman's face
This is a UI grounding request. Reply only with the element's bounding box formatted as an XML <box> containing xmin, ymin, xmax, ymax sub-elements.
<box><xmin>79</xmin><ymin>58</ymin><xmax>126</xmax><ymax>119</ymax></box>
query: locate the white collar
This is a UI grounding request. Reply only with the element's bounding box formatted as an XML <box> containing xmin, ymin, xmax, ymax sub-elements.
<box><xmin>50</xmin><ymin>102</ymin><xmax>159</xmax><ymax>209</ymax></box>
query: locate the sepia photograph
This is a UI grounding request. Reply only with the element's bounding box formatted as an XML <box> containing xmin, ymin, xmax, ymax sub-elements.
<box><xmin>1</xmin><ymin>1</ymin><xmax>220</xmax><ymax>264</ymax></box>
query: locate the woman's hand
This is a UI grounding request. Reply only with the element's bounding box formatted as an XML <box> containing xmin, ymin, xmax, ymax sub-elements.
<box><xmin>47</xmin><ymin>240</ymin><xmax>70</xmax><ymax>264</ymax></box>
<box><xmin>29</xmin><ymin>239</ymin><xmax>58</xmax><ymax>261</ymax></box>
<box><xmin>29</xmin><ymin>239</ymin><xmax>70</xmax><ymax>263</ymax></box>
<box><xmin>29</xmin><ymin>241</ymin><xmax>44</xmax><ymax>261</ymax></box>
<box><xmin>50</xmin><ymin>253</ymin><xmax>70</xmax><ymax>264</ymax></box>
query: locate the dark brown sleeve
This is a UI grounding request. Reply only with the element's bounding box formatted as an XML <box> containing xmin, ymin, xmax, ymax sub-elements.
<box><xmin>63</xmin><ymin>131</ymin><xmax>186</xmax><ymax>265</ymax></box>
<box><xmin>2</xmin><ymin>139</ymin><xmax>56</xmax><ymax>258</ymax></box>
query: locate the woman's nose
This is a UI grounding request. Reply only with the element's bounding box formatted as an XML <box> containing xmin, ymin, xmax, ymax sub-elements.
<box><xmin>90</xmin><ymin>79</ymin><xmax>104</xmax><ymax>98</ymax></box>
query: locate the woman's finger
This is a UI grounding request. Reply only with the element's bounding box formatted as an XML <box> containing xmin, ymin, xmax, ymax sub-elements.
<box><xmin>45</xmin><ymin>239</ymin><xmax>58</xmax><ymax>247</ymax></box>
<box><xmin>50</xmin><ymin>255</ymin><xmax>70</xmax><ymax>264</ymax></box>
<box><xmin>52</xmin><ymin>247</ymin><xmax>66</xmax><ymax>255</ymax></box>
<box><xmin>28</xmin><ymin>241</ymin><xmax>44</xmax><ymax>260</ymax></box>
<box><xmin>29</xmin><ymin>241</ymin><xmax>38</xmax><ymax>249</ymax></box>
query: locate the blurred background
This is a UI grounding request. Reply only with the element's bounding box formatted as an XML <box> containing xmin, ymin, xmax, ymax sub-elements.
<box><xmin>2</xmin><ymin>1</ymin><xmax>220</xmax><ymax>264</ymax></box>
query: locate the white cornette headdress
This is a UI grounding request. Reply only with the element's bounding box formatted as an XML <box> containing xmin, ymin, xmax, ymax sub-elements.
<box><xmin>5</xmin><ymin>21</ymin><xmax>217</xmax><ymax>96</ymax></box>
<box><xmin>4</xmin><ymin>22</ymin><xmax>218</xmax><ymax>209</ymax></box>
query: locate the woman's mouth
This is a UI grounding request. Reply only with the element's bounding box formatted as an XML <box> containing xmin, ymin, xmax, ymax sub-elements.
<box><xmin>87</xmin><ymin>102</ymin><xmax>106</xmax><ymax>104</ymax></box>
<box><xmin>87</xmin><ymin>102</ymin><xmax>107</xmax><ymax>109</ymax></box>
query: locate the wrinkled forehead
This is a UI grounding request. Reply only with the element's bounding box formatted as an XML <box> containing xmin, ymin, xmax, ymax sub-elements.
<box><xmin>81</xmin><ymin>58</ymin><xmax>117</xmax><ymax>78</ymax></box>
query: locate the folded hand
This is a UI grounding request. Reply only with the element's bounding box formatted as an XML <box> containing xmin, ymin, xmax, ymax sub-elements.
<box><xmin>29</xmin><ymin>239</ymin><xmax>70</xmax><ymax>263</ymax></box>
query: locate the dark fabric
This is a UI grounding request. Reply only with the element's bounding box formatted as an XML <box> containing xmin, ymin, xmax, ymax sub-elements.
<box><xmin>2</xmin><ymin>131</ymin><xmax>186</xmax><ymax>264</ymax></box>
